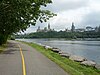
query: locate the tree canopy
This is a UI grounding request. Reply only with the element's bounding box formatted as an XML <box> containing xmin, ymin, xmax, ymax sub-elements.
<box><xmin>0</xmin><ymin>0</ymin><xmax>55</xmax><ymax>45</ymax></box>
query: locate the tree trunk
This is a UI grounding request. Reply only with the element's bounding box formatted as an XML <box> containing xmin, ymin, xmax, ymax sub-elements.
<box><xmin>0</xmin><ymin>34</ymin><xmax>8</xmax><ymax>45</ymax></box>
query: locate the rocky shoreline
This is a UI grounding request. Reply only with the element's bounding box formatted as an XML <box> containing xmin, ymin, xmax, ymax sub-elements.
<box><xmin>37</xmin><ymin>43</ymin><xmax>100</xmax><ymax>70</ymax></box>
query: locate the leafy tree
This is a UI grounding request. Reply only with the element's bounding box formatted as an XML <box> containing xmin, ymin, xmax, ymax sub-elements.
<box><xmin>0</xmin><ymin>0</ymin><xmax>56</xmax><ymax>45</ymax></box>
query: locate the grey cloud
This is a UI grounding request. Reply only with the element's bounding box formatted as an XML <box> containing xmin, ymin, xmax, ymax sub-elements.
<box><xmin>81</xmin><ymin>11</ymin><xmax>100</xmax><ymax>26</ymax></box>
<box><xmin>43</xmin><ymin>0</ymin><xmax>88</xmax><ymax>12</ymax></box>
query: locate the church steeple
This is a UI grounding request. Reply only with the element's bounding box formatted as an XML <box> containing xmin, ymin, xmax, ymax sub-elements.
<box><xmin>71</xmin><ymin>22</ymin><xmax>75</xmax><ymax>32</ymax></box>
<box><xmin>36</xmin><ymin>23</ymin><xmax>53</xmax><ymax>32</ymax></box>
<box><xmin>37</xmin><ymin>26</ymin><xmax>41</xmax><ymax>32</ymax></box>
<box><xmin>48</xmin><ymin>23</ymin><xmax>50</xmax><ymax>30</ymax></box>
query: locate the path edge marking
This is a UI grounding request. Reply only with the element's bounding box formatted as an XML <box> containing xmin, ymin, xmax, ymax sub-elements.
<box><xmin>18</xmin><ymin>44</ymin><xmax>26</xmax><ymax>75</ymax></box>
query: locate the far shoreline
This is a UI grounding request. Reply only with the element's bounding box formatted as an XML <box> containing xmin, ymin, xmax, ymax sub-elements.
<box><xmin>15</xmin><ymin>38</ymin><xmax>100</xmax><ymax>41</ymax></box>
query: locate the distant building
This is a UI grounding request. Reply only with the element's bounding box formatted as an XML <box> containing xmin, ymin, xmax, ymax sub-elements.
<box><xmin>98</xmin><ymin>26</ymin><xmax>100</xmax><ymax>32</ymax></box>
<box><xmin>95</xmin><ymin>27</ymin><xmax>99</xmax><ymax>32</ymax></box>
<box><xmin>44</xmin><ymin>27</ymin><xmax>47</xmax><ymax>32</ymax></box>
<box><xmin>37</xmin><ymin>26</ymin><xmax>41</xmax><ymax>32</ymax></box>
<box><xmin>48</xmin><ymin>23</ymin><xmax>51</xmax><ymax>31</ymax></box>
<box><xmin>64</xmin><ymin>28</ymin><xmax>71</xmax><ymax>32</ymax></box>
<box><xmin>75</xmin><ymin>28</ymin><xmax>85</xmax><ymax>32</ymax></box>
<box><xmin>95</xmin><ymin>26</ymin><xmax>100</xmax><ymax>32</ymax></box>
<box><xmin>65</xmin><ymin>28</ymin><xmax>68</xmax><ymax>32</ymax></box>
<box><xmin>71</xmin><ymin>22</ymin><xmax>75</xmax><ymax>32</ymax></box>
<box><xmin>37</xmin><ymin>22</ymin><xmax>100</xmax><ymax>33</ymax></box>
<box><xmin>85</xmin><ymin>26</ymin><xmax>95</xmax><ymax>31</ymax></box>
<box><xmin>36</xmin><ymin>23</ymin><xmax>54</xmax><ymax>32</ymax></box>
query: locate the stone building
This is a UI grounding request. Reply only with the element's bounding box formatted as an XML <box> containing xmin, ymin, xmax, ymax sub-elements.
<box><xmin>36</xmin><ymin>23</ymin><xmax>54</xmax><ymax>32</ymax></box>
<box><xmin>71</xmin><ymin>22</ymin><xmax>75</xmax><ymax>32</ymax></box>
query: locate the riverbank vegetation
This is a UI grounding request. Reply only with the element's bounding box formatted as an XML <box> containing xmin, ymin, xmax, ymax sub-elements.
<box><xmin>22</xmin><ymin>41</ymin><xmax>100</xmax><ymax>75</ymax></box>
<box><xmin>15</xmin><ymin>31</ymin><xmax>100</xmax><ymax>39</ymax></box>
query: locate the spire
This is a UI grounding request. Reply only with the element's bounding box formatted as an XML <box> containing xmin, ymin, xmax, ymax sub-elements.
<box><xmin>37</xmin><ymin>26</ymin><xmax>41</xmax><ymax>32</ymax></box>
<box><xmin>38</xmin><ymin>26</ymin><xmax>40</xmax><ymax>29</ymax></box>
<box><xmin>71</xmin><ymin>22</ymin><xmax>75</xmax><ymax>32</ymax></box>
<box><xmin>72</xmin><ymin>22</ymin><xmax>74</xmax><ymax>26</ymax></box>
<box><xmin>48</xmin><ymin>23</ymin><xmax>50</xmax><ymax>30</ymax></box>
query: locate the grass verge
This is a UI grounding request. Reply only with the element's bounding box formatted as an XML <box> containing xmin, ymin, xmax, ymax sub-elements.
<box><xmin>21</xmin><ymin>41</ymin><xmax>100</xmax><ymax>75</ymax></box>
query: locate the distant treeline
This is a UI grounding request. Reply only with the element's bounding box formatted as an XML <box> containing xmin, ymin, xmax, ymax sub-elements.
<box><xmin>16</xmin><ymin>31</ymin><xmax>100</xmax><ymax>39</ymax></box>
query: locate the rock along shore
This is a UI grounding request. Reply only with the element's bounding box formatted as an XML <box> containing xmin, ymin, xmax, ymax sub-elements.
<box><xmin>37</xmin><ymin>43</ymin><xmax>100</xmax><ymax>70</ymax></box>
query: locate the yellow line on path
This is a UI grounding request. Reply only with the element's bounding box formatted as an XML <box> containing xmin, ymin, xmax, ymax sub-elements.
<box><xmin>18</xmin><ymin>45</ymin><xmax>26</xmax><ymax>75</ymax></box>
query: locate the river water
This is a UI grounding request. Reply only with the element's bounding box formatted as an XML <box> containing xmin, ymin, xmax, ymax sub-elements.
<box><xmin>16</xmin><ymin>38</ymin><xmax>100</xmax><ymax>64</ymax></box>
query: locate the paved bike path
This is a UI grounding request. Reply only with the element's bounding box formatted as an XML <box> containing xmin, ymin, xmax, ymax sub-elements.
<box><xmin>0</xmin><ymin>40</ymin><xmax>68</xmax><ymax>75</ymax></box>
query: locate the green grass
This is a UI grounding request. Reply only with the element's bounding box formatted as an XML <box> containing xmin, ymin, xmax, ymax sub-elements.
<box><xmin>21</xmin><ymin>41</ymin><xmax>100</xmax><ymax>75</ymax></box>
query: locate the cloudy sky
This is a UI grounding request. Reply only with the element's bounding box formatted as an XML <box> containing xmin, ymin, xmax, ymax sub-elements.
<box><xmin>25</xmin><ymin>0</ymin><xmax>100</xmax><ymax>33</ymax></box>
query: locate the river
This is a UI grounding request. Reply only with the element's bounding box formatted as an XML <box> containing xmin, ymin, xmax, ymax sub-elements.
<box><xmin>16</xmin><ymin>38</ymin><xmax>100</xmax><ymax>64</ymax></box>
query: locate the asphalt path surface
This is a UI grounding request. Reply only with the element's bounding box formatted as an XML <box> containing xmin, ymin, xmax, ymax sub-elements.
<box><xmin>0</xmin><ymin>40</ymin><xmax>68</xmax><ymax>75</ymax></box>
